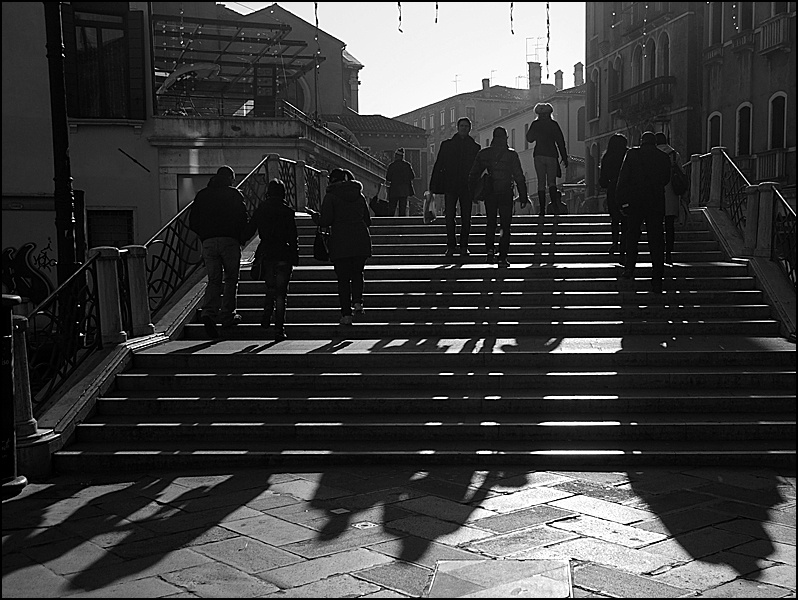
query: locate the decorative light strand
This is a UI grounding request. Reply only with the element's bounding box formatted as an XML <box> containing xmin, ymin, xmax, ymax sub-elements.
<box><xmin>510</xmin><ymin>2</ymin><xmax>514</xmax><ymax>34</ymax></box>
<box><xmin>435</xmin><ymin>2</ymin><xmax>438</xmax><ymax>24</ymax></box>
<box><xmin>546</xmin><ymin>2</ymin><xmax>550</xmax><ymax>80</ymax></box>
<box><xmin>398</xmin><ymin>2</ymin><xmax>403</xmax><ymax>33</ymax></box>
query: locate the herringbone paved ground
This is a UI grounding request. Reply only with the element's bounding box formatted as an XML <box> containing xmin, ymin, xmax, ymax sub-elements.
<box><xmin>2</xmin><ymin>465</ymin><xmax>795</xmax><ymax>597</ymax></box>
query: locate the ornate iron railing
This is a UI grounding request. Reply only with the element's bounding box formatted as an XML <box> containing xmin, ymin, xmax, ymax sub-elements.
<box><xmin>771</xmin><ymin>188</ymin><xmax>796</xmax><ymax>290</ymax></box>
<box><xmin>720</xmin><ymin>150</ymin><xmax>749</xmax><ymax>233</ymax></box>
<box><xmin>305</xmin><ymin>163</ymin><xmax>323</xmax><ymax>213</ymax></box>
<box><xmin>276</xmin><ymin>160</ymin><xmax>299</xmax><ymax>211</ymax></box>
<box><xmin>698</xmin><ymin>153</ymin><xmax>712</xmax><ymax>206</ymax></box>
<box><xmin>117</xmin><ymin>248</ymin><xmax>132</xmax><ymax>334</ymax></box>
<box><xmin>26</xmin><ymin>254</ymin><xmax>102</xmax><ymax>415</ymax></box>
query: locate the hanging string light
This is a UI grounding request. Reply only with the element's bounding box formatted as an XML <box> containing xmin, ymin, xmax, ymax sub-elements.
<box><xmin>435</xmin><ymin>2</ymin><xmax>438</xmax><ymax>24</ymax></box>
<box><xmin>546</xmin><ymin>2</ymin><xmax>550</xmax><ymax>80</ymax></box>
<box><xmin>313</xmin><ymin>1</ymin><xmax>320</xmax><ymax>120</ymax></box>
<box><xmin>398</xmin><ymin>2</ymin><xmax>403</xmax><ymax>33</ymax></box>
<box><xmin>510</xmin><ymin>2</ymin><xmax>514</xmax><ymax>34</ymax></box>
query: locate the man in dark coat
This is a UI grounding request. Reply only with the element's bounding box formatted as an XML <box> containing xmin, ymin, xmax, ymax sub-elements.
<box><xmin>385</xmin><ymin>148</ymin><xmax>416</xmax><ymax>217</ymax></box>
<box><xmin>468</xmin><ymin>127</ymin><xmax>528</xmax><ymax>267</ymax></box>
<box><xmin>616</xmin><ymin>131</ymin><xmax>671</xmax><ymax>294</ymax></box>
<box><xmin>189</xmin><ymin>165</ymin><xmax>250</xmax><ymax>338</ymax></box>
<box><xmin>429</xmin><ymin>117</ymin><xmax>481</xmax><ymax>257</ymax></box>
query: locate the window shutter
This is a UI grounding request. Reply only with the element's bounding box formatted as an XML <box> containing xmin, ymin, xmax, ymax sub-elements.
<box><xmin>61</xmin><ymin>4</ymin><xmax>80</xmax><ymax>117</ymax></box>
<box><xmin>127</xmin><ymin>10</ymin><xmax>146</xmax><ymax>120</ymax></box>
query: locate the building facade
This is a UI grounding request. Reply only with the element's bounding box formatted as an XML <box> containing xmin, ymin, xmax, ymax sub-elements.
<box><xmin>701</xmin><ymin>1</ymin><xmax>795</xmax><ymax>197</ymax></box>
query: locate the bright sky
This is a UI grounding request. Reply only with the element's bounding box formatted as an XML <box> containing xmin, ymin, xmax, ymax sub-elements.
<box><xmin>224</xmin><ymin>2</ymin><xmax>586</xmax><ymax>118</ymax></box>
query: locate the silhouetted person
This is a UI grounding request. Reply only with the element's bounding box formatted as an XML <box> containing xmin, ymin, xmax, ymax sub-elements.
<box><xmin>599</xmin><ymin>132</ymin><xmax>629</xmax><ymax>263</ymax></box>
<box><xmin>189</xmin><ymin>165</ymin><xmax>250</xmax><ymax>338</ymax></box>
<box><xmin>469</xmin><ymin>126</ymin><xmax>528</xmax><ymax>267</ymax></box>
<box><xmin>526</xmin><ymin>102</ymin><xmax>568</xmax><ymax>216</ymax></box>
<box><xmin>656</xmin><ymin>131</ymin><xmax>683</xmax><ymax>265</ymax></box>
<box><xmin>308</xmin><ymin>168</ymin><xmax>372</xmax><ymax>326</ymax></box>
<box><xmin>430</xmin><ymin>117</ymin><xmax>480</xmax><ymax>257</ymax></box>
<box><xmin>385</xmin><ymin>147</ymin><xmax>416</xmax><ymax>217</ymax></box>
<box><xmin>243</xmin><ymin>179</ymin><xmax>299</xmax><ymax>341</ymax></box>
<box><xmin>616</xmin><ymin>131</ymin><xmax>671</xmax><ymax>294</ymax></box>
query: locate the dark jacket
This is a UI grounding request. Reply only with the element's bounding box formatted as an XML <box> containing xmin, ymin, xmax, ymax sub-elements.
<box><xmin>599</xmin><ymin>145</ymin><xmax>628</xmax><ymax>215</ymax></box>
<box><xmin>429</xmin><ymin>133</ymin><xmax>480</xmax><ymax>194</ymax></box>
<box><xmin>526</xmin><ymin>116</ymin><xmax>568</xmax><ymax>161</ymax></box>
<box><xmin>385</xmin><ymin>158</ymin><xmax>416</xmax><ymax>198</ymax></box>
<box><xmin>318</xmin><ymin>180</ymin><xmax>372</xmax><ymax>261</ymax></box>
<box><xmin>244</xmin><ymin>195</ymin><xmax>299</xmax><ymax>265</ymax></box>
<box><xmin>189</xmin><ymin>175</ymin><xmax>250</xmax><ymax>243</ymax></box>
<box><xmin>468</xmin><ymin>138</ymin><xmax>528</xmax><ymax>201</ymax></box>
<box><xmin>616</xmin><ymin>143</ymin><xmax>671</xmax><ymax>215</ymax></box>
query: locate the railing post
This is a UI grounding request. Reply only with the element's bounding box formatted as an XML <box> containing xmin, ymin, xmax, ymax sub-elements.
<box><xmin>266</xmin><ymin>153</ymin><xmax>281</xmax><ymax>182</ymax></box>
<box><xmin>121</xmin><ymin>245</ymin><xmax>155</xmax><ymax>338</ymax></box>
<box><xmin>2</xmin><ymin>294</ymin><xmax>27</xmax><ymax>499</ymax></box>
<box><xmin>690</xmin><ymin>154</ymin><xmax>701</xmax><ymax>205</ymax></box>
<box><xmin>709</xmin><ymin>146</ymin><xmax>726</xmax><ymax>208</ymax></box>
<box><xmin>754</xmin><ymin>182</ymin><xmax>776</xmax><ymax>258</ymax></box>
<box><xmin>295</xmin><ymin>160</ymin><xmax>307</xmax><ymax>211</ymax></box>
<box><xmin>11</xmin><ymin>316</ymin><xmax>38</xmax><ymax>441</ymax></box>
<box><xmin>743</xmin><ymin>185</ymin><xmax>760</xmax><ymax>255</ymax></box>
<box><xmin>91</xmin><ymin>247</ymin><xmax>128</xmax><ymax>347</ymax></box>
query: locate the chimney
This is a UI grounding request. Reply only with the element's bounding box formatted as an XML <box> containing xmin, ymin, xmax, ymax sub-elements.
<box><xmin>482</xmin><ymin>78</ymin><xmax>490</xmax><ymax>90</ymax></box>
<box><xmin>574</xmin><ymin>62</ymin><xmax>584</xmax><ymax>86</ymax></box>
<box><xmin>554</xmin><ymin>70</ymin><xmax>563</xmax><ymax>91</ymax></box>
<box><xmin>528</xmin><ymin>61</ymin><xmax>542</xmax><ymax>103</ymax></box>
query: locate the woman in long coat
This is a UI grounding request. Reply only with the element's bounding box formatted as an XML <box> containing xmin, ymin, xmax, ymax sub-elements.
<box><xmin>309</xmin><ymin>168</ymin><xmax>372</xmax><ymax>325</ymax></box>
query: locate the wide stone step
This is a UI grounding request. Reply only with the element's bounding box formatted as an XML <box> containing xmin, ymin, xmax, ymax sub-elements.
<box><xmin>97</xmin><ymin>390</ymin><xmax>798</xmax><ymax>416</ymax></box>
<box><xmin>114</xmin><ymin>367</ymin><xmax>795</xmax><ymax>391</ymax></box>
<box><xmin>228</xmin><ymin>305</ymin><xmax>774</xmax><ymax>322</ymax></box>
<box><xmin>276</xmin><ymin>262</ymin><xmax>751</xmax><ymax>280</ymax></box>
<box><xmin>52</xmin><ymin>439</ymin><xmax>797</xmax><ymax>473</ymax></box>
<box><xmin>364</xmin><ymin>242</ymin><xmax>721</xmax><ymax>256</ymax></box>
<box><xmin>240</xmin><ymin>277</ymin><xmax>760</xmax><ymax>293</ymax></box>
<box><xmin>236</xmin><ymin>289</ymin><xmax>766</xmax><ymax>308</ymax></box>
<box><xmin>73</xmin><ymin>413</ymin><xmax>795</xmax><ymax>443</ymax></box>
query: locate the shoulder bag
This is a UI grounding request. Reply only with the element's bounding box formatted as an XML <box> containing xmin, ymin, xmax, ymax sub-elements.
<box><xmin>313</xmin><ymin>225</ymin><xmax>330</xmax><ymax>261</ymax></box>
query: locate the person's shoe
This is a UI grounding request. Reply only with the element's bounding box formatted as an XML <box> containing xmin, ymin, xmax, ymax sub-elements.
<box><xmin>339</xmin><ymin>315</ymin><xmax>353</xmax><ymax>326</ymax></box>
<box><xmin>260</xmin><ymin>311</ymin><xmax>272</xmax><ymax>329</ymax></box>
<box><xmin>221</xmin><ymin>314</ymin><xmax>242</xmax><ymax>328</ymax></box>
<box><xmin>274</xmin><ymin>327</ymin><xmax>287</xmax><ymax>341</ymax></box>
<box><xmin>620</xmin><ymin>270</ymin><xmax>634</xmax><ymax>280</ymax></box>
<box><xmin>497</xmin><ymin>256</ymin><xmax>510</xmax><ymax>268</ymax></box>
<box><xmin>460</xmin><ymin>246</ymin><xmax>471</xmax><ymax>257</ymax></box>
<box><xmin>353</xmin><ymin>302</ymin><xmax>365</xmax><ymax>315</ymax></box>
<box><xmin>487</xmin><ymin>249</ymin><xmax>496</xmax><ymax>263</ymax></box>
<box><xmin>201</xmin><ymin>315</ymin><xmax>219</xmax><ymax>339</ymax></box>
<box><xmin>444</xmin><ymin>248</ymin><xmax>456</xmax><ymax>258</ymax></box>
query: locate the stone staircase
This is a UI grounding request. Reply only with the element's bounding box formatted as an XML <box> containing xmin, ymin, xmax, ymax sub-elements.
<box><xmin>53</xmin><ymin>213</ymin><xmax>796</xmax><ymax>473</ymax></box>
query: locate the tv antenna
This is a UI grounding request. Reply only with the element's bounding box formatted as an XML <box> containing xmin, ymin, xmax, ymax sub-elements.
<box><xmin>453</xmin><ymin>74</ymin><xmax>461</xmax><ymax>93</ymax></box>
<box><xmin>526</xmin><ymin>36</ymin><xmax>545</xmax><ymax>62</ymax></box>
<box><xmin>490</xmin><ymin>69</ymin><xmax>498</xmax><ymax>85</ymax></box>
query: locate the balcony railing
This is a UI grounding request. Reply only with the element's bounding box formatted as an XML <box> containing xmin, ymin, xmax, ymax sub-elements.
<box><xmin>757</xmin><ymin>148</ymin><xmax>788</xmax><ymax>181</ymax></box>
<box><xmin>608</xmin><ymin>76</ymin><xmax>676</xmax><ymax>118</ymax></box>
<box><xmin>759</xmin><ymin>14</ymin><xmax>791</xmax><ymax>55</ymax></box>
<box><xmin>731</xmin><ymin>30</ymin><xmax>756</xmax><ymax>53</ymax></box>
<box><xmin>703</xmin><ymin>44</ymin><xmax>724</xmax><ymax>64</ymax></box>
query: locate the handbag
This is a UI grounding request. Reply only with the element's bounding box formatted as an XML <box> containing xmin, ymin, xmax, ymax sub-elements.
<box><xmin>369</xmin><ymin>182</ymin><xmax>392</xmax><ymax>216</ymax></box>
<box><xmin>313</xmin><ymin>226</ymin><xmax>330</xmax><ymax>261</ymax></box>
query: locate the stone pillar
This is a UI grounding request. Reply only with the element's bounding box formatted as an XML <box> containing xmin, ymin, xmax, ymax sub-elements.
<box><xmin>708</xmin><ymin>146</ymin><xmax>725</xmax><ymax>209</ymax></box>
<box><xmin>121</xmin><ymin>245</ymin><xmax>155</xmax><ymax>337</ymax></box>
<box><xmin>690</xmin><ymin>154</ymin><xmax>701</xmax><ymax>205</ymax></box>
<box><xmin>754</xmin><ymin>182</ymin><xmax>776</xmax><ymax>258</ymax></box>
<box><xmin>743</xmin><ymin>185</ymin><xmax>760</xmax><ymax>255</ymax></box>
<box><xmin>91</xmin><ymin>247</ymin><xmax>127</xmax><ymax>347</ymax></box>
<box><xmin>295</xmin><ymin>160</ymin><xmax>307</xmax><ymax>211</ymax></box>
<box><xmin>266</xmin><ymin>154</ymin><xmax>281</xmax><ymax>182</ymax></box>
<box><xmin>11</xmin><ymin>316</ymin><xmax>38</xmax><ymax>442</ymax></box>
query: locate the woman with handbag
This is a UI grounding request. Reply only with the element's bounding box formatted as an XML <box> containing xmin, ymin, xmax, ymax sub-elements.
<box><xmin>307</xmin><ymin>168</ymin><xmax>372</xmax><ymax>326</ymax></box>
<box><xmin>245</xmin><ymin>178</ymin><xmax>299</xmax><ymax>341</ymax></box>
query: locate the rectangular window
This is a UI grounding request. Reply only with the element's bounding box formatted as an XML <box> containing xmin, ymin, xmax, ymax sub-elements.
<box><xmin>430</xmin><ymin>143</ymin><xmax>435</xmax><ymax>157</ymax></box>
<box><xmin>511</xmin><ymin>128</ymin><xmax>516</xmax><ymax>148</ymax></box>
<box><xmin>413</xmin><ymin>120</ymin><xmax>418</xmax><ymax>128</ymax></box>
<box><xmin>430</xmin><ymin>114</ymin><xmax>435</xmax><ymax>129</ymax></box>
<box><xmin>450</xmin><ymin>107</ymin><xmax>455</xmax><ymax>123</ymax></box>
<box><xmin>87</xmin><ymin>209</ymin><xmax>134</xmax><ymax>248</ymax></box>
<box><xmin>74</xmin><ymin>12</ymin><xmax>128</xmax><ymax>118</ymax></box>
<box><xmin>466</xmin><ymin>106</ymin><xmax>475</xmax><ymax>124</ymax></box>
<box><xmin>440</xmin><ymin>110</ymin><xmax>445</xmax><ymax>127</ymax></box>
<box><xmin>421</xmin><ymin>116</ymin><xmax>426</xmax><ymax>129</ymax></box>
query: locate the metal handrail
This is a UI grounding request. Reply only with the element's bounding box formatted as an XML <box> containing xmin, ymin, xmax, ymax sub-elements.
<box><xmin>25</xmin><ymin>253</ymin><xmax>102</xmax><ymax>415</ymax></box>
<box><xmin>720</xmin><ymin>149</ymin><xmax>750</xmax><ymax>233</ymax></box>
<box><xmin>771</xmin><ymin>187</ymin><xmax>796</xmax><ymax>290</ymax></box>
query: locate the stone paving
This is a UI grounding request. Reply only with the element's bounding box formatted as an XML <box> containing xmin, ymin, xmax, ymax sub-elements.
<box><xmin>2</xmin><ymin>466</ymin><xmax>795</xmax><ymax>598</ymax></box>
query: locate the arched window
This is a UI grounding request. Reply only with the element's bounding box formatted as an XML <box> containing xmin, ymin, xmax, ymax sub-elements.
<box><xmin>589</xmin><ymin>68</ymin><xmax>600</xmax><ymax>119</ymax></box>
<box><xmin>658</xmin><ymin>33</ymin><xmax>670</xmax><ymax>76</ymax></box>
<box><xmin>736</xmin><ymin>104</ymin><xmax>752</xmax><ymax>156</ymax></box>
<box><xmin>645</xmin><ymin>38</ymin><xmax>657</xmax><ymax>81</ymax></box>
<box><xmin>610</xmin><ymin>56</ymin><xmax>623</xmax><ymax>96</ymax></box>
<box><xmin>708</xmin><ymin>112</ymin><xmax>722</xmax><ymax>150</ymax></box>
<box><xmin>769</xmin><ymin>92</ymin><xmax>787</xmax><ymax>149</ymax></box>
<box><xmin>632</xmin><ymin>45</ymin><xmax>643</xmax><ymax>87</ymax></box>
<box><xmin>577</xmin><ymin>106</ymin><xmax>585</xmax><ymax>141</ymax></box>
